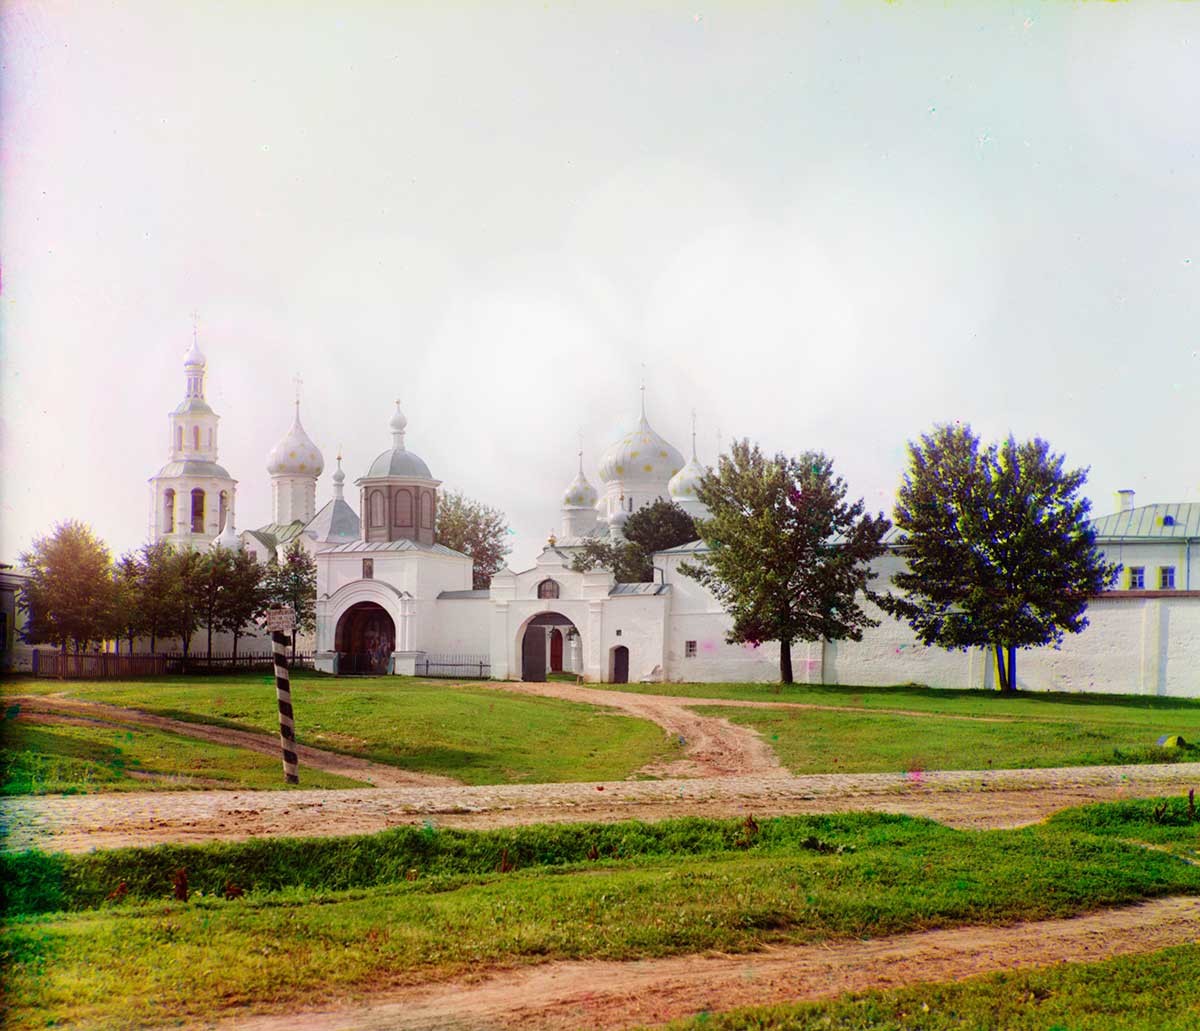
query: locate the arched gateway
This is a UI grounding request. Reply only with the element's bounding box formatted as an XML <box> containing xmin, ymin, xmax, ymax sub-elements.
<box><xmin>335</xmin><ymin>601</ymin><xmax>395</xmax><ymax>674</ymax></box>
<box><xmin>520</xmin><ymin>612</ymin><xmax>579</xmax><ymax>682</ymax></box>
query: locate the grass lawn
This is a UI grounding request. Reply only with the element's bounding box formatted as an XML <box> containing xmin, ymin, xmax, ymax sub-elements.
<box><xmin>665</xmin><ymin>943</ymin><xmax>1200</xmax><ymax>1030</ymax></box>
<box><xmin>1</xmin><ymin>673</ymin><xmax>675</xmax><ymax>787</ymax></box>
<box><xmin>601</xmin><ymin>680</ymin><xmax>1200</xmax><ymax>773</ymax></box>
<box><xmin>3</xmin><ymin>799</ymin><xmax>1199</xmax><ymax>1029</ymax></box>
<box><xmin>0</xmin><ymin>719</ymin><xmax>363</xmax><ymax>795</ymax></box>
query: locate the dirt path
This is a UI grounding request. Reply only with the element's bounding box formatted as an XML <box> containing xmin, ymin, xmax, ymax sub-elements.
<box><xmin>477</xmin><ymin>681</ymin><xmax>789</xmax><ymax>778</ymax></box>
<box><xmin>5</xmin><ymin>762</ymin><xmax>1197</xmax><ymax>853</ymax></box>
<box><xmin>182</xmin><ymin>895</ymin><xmax>1200</xmax><ymax>1031</ymax></box>
<box><xmin>4</xmin><ymin>695</ymin><xmax>458</xmax><ymax>789</ymax></box>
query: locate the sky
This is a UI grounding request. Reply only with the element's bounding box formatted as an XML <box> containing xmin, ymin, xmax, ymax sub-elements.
<box><xmin>2</xmin><ymin>1</ymin><xmax>1198</xmax><ymax>572</ymax></box>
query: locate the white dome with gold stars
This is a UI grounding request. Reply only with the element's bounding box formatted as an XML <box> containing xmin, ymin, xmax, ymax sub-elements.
<box><xmin>562</xmin><ymin>454</ymin><xmax>599</xmax><ymax>509</ymax></box>
<box><xmin>266</xmin><ymin>403</ymin><xmax>324</xmax><ymax>478</ymax></box>
<box><xmin>598</xmin><ymin>410</ymin><xmax>684</xmax><ymax>487</ymax></box>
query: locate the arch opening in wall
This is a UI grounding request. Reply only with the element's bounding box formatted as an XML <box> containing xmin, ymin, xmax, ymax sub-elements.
<box><xmin>190</xmin><ymin>488</ymin><xmax>205</xmax><ymax>534</ymax></box>
<box><xmin>218</xmin><ymin>491</ymin><xmax>229</xmax><ymax>533</ymax></box>
<box><xmin>334</xmin><ymin>601</ymin><xmax>395</xmax><ymax>675</ymax></box>
<box><xmin>609</xmin><ymin>645</ymin><xmax>629</xmax><ymax>684</ymax></box>
<box><xmin>176</xmin><ymin>426</ymin><xmax>183</xmax><ymax>452</ymax></box>
<box><xmin>370</xmin><ymin>490</ymin><xmax>385</xmax><ymax>527</ymax></box>
<box><xmin>421</xmin><ymin>491</ymin><xmax>434</xmax><ymax>529</ymax></box>
<box><xmin>536</xmin><ymin>578</ymin><xmax>560</xmax><ymax>599</ymax></box>
<box><xmin>163</xmin><ymin>488</ymin><xmax>175</xmax><ymax>533</ymax></box>
<box><xmin>193</xmin><ymin>426</ymin><xmax>201</xmax><ymax>450</ymax></box>
<box><xmin>394</xmin><ymin>488</ymin><xmax>413</xmax><ymax>527</ymax></box>
<box><xmin>520</xmin><ymin>611</ymin><xmax>579</xmax><ymax>682</ymax></box>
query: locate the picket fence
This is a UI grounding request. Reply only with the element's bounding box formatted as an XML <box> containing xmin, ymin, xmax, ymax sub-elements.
<box><xmin>31</xmin><ymin>650</ymin><xmax>314</xmax><ymax>679</ymax></box>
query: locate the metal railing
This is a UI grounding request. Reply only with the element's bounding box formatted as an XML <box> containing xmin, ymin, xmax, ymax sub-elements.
<box><xmin>30</xmin><ymin>650</ymin><xmax>314</xmax><ymax>678</ymax></box>
<box><xmin>415</xmin><ymin>653</ymin><xmax>491</xmax><ymax>679</ymax></box>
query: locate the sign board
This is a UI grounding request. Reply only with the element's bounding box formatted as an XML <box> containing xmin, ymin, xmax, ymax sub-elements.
<box><xmin>265</xmin><ymin>607</ymin><xmax>296</xmax><ymax>633</ymax></box>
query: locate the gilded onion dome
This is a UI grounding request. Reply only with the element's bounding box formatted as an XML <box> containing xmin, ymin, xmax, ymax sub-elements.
<box><xmin>598</xmin><ymin>400</ymin><xmax>684</xmax><ymax>485</ymax></box>
<box><xmin>562</xmin><ymin>450</ymin><xmax>598</xmax><ymax>508</ymax></box>
<box><xmin>267</xmin><ymin>402</ymin><xmax>325</xmax><ymax>478</ymax></box>
<box><xmin>669</xmin><ymin>414</ymin><xmax>707</xmax><ymax>501</ymax></box>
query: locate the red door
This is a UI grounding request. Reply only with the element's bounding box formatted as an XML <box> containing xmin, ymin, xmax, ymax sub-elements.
<box><xmin>549</xmin><ymin>629</ymin><xmax>564</xmax><ymax>672</ymax></box>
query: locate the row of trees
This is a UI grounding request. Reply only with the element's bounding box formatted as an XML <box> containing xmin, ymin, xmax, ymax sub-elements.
<box><xmin>20</xmin><ymin>523</ymin><xmax>317</xmax><ymax>658</ymax></box>
<box><xmin>575</xmin><ymin>424</ymin><xmax>1115</xmax><ymax>692</ymax></box>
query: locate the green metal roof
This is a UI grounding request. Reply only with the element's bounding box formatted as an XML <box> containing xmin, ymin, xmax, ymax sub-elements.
<box><xmin>1089</xmin><ymin>504</ymin><xmax>1200</xmax><ymax>541</ymax></box>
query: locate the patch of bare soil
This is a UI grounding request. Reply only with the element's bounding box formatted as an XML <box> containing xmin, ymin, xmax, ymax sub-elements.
<box><xmin>184</xmin><ymin>896</ymin><xmax>1200</xmax><ymax>1031</ymax></box>
<box><xmin>4</xmin><ymin>695</ymin><xmax>457</xmax><ymax>789</ymax></box>
<box><xmin>476</xmin><ymin>681</ymin><xmax>788</xmax><ymax>779</ymax></box>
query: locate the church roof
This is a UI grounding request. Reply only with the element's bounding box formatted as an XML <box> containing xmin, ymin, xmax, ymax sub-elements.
<box><xmin>245</xmin><ymin>520</ymin><xmax>308</xmax><ymax>553</ymax></box>
<box><xmin>304</xmin><ymin>497</ymin><xmax>361</xmax><ymax>543</ymax></box>
<box><xmin>153</xmin><ymin>459</ymin><xmax>233</xmax><ymax>480</ymax></box>
<box><xmin>322</xmin><ymin>538</ymin><xmax>468</xmax><ymax>557</ymax></box>
<box><xmin>363</xmin><ymin>448</ymin><xmax>434</xmax><ymax>479</ymax></box>
<box><xmin>609</xmin><ymin>582</ymin><xmax>670</xmax><ymax>596</ymax></box>
<box><xmin>172</xmin><ymin>397</ymin><xmax>215</xmax><ymax>416</ymax></box>
<box><xmin>1090</xmin><ymin>503</ymin><xmax>1200</xmax><ymax>540</ymax></box>
<box><xmin>437</xmin><ymin>588</ymin><xmax>491</xmax><ymax>599</ymax></box>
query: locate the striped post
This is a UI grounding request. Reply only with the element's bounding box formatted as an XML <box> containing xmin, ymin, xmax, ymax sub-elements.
<box><xmin>273</xmin><ymin>631</ymin><xmax>299</xmax><ymax>784</ymax></box>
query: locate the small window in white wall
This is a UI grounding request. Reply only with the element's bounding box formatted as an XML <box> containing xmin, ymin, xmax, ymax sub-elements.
<box><xmin>1129</xmin><ymin>567</ymin><xmax>1145</xmax><ymax>590</ymax></box>
<box><xmin>363</xmin><ymin>558</ymin><xmax>374</xmax><ymax>580</ymax></box>
<box><xmin>1160</xmin><ymin>567</ymin><xmax>1176</xmax><ymax>589</ymax></box>
<box><xmin>685</xmin><ymin>640</ymin><xmax>697</xmax><ymax>658</ymax></box>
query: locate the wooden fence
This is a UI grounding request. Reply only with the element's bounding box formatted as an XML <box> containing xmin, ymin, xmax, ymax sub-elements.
<box><xmin>31</xmin><ymin>650</ymin><xmax>314</xmax><ymax>679</ymax></box>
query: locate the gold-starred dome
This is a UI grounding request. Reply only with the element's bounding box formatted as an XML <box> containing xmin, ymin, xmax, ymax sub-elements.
<box><xmin>562</xmin><ymin>467</ymin><xmax>598</xmax><ymax>509</ymax></box>
<box><xmin>267</xmin><ymin>404</ymin><xmax>325</xmax><ymax>478</ymax></box>
<box><xmin>598</xmin><ymin>412</ymin><xmax>684</xmax><ymax>485</ymax></box>
<box><xmin>669</xmin><ymin>456</ymin><xmax>707</xmax><ymax>500</ymax></box>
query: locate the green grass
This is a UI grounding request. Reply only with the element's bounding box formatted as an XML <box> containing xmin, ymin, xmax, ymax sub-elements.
<box><xmin>3</xmin><ymin>803</ymin><xmax>1200</xmax><ymax>1029</ymax></box>
<box><xmin>1</xmin><ymin>673</ymin><xmax>675</xmax><ymax>787</ymax></box>
<box><xmin>0</xmin><ymin>718</ymin><xmax>362</xmax><ymax>795</ymax></box>
<box><xmin>699</xmin><ymin>705</ymin><xmax>1199</xmax><ymax>775</ymax></box>
<box><xmin>663</xmin><ymin>943</ymin><xmax>1200</xmax><ymax>1030</ymax></box>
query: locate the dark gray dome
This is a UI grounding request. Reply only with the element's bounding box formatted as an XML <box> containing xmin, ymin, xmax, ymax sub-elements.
<box><xmin>365</xmin><ymin>448</ymin><xmax>433</xmax><ymax>479</ymax></box>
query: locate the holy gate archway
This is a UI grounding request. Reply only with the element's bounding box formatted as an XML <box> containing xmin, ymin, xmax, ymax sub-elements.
<box><xmin>520</xmin><ymin>612</ymin><xmax>580</xmax><ymax>682</ymax></box>
<box><xmin>335</xmin><ymin>601</ymin><xmax>396</xmax><ymax>675</ymax></box>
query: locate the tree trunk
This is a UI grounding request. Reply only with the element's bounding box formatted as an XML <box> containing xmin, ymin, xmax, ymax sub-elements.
<box><xmin>996</xmin><ymin>644</ymin><xmax>1016</xmax><ymax>693</ymax></box>
<box><xmin>207</xmin><ymin>623</ymin><xmax>213</xmax><ymax>662</ymax></box>
<box><xmin>994</xmin><ymin>645</ymin><xmax>1008</xmax><ymax>693</ymax></box>
<box><xmin>780</xmin><ymin>638</ymin><xmax>794</xmax><ymax>685</ymax></box>
<box><xmin>291</xmin><ymin>632</ymin><xmax>297</xmax><ymax>664</ymax></box>
<box><xmin>232</xmin><ymin>632</ymin><xmax>239</xmax><ymax>662</ymax></box>
<box><xmin>150</xmin><ymin>631</ymin><xmax>157</xmax><ymax>653</ymax></box>
<box><xmin>1007</xmin><ymin>645</ymin><xmax>1017</xmax><ymax>692</ymax></box>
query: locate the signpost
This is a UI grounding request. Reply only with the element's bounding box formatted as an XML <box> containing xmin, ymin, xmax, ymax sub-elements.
<box><xmin>266</xmin><ymin>607</ymin><xmax>299</xmax><ymax>784</ymax></box>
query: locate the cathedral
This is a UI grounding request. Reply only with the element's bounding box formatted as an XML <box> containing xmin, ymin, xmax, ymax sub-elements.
<box><xmin>149</xmin><ymin>341</ymin><xmax>1200</xmax><ymax>697</ymax></box>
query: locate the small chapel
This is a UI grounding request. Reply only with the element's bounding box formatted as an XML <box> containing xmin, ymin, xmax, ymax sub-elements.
<box><xmin>148</xmin><ymin>340</ymin><xmax>1200</xmax><ymax>697</ymax></box>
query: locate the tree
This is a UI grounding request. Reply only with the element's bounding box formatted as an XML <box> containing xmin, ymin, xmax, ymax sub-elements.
<box><xmin>18</xmin><ymin>521</ymin><xmax>116</xmax><ymax>652</ymax></box>
<box><xmin>878</xmin><ymin>423</ymin><xmax>1119</xmax><ymax>693</ymax></box>
<box><xmin>680</xmin><ymin>440</ymin><xmax>891</xmax><ymax>684</ymax></box>
<box><xmin>216</xmin><ymin>550</ymin><xmax>267</xmax><ymax>659</ymax></box>
<box><xmin>194</xmin><ymin>548</ymin><xmax>236</xmax><ymax>661</ymax></box>
<box><xmin>435</xmin><ymin>491</ymin><xmax>511</xmax><ymax>590</ymax></box>
<box><xmin>263</xmin><ymin>540</ymin><xmax>317</xmax><ymax>660</ymax></box>
<box><xmin>136</xmin><ymin>540</ymin><xmax>180</xmax><ymax>653</ymax></box>
<box><xmin>167</xmin><ymin>548</ymin><xmax>206</xmax><ymax>659</ymax></box>
<box><xmin>570</xmin><ymin>499</ymin><xmax>697</xmax><ymax>583</ymax></box>
<box><xmin>111</xmin><ymin>551</ymin><xmax>144</xmax><ymax>654</ymax></box>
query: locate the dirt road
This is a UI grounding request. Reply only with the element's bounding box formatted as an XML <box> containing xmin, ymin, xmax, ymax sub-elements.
<box><xmin>184</xmin><ymin>895</ymin><xmax>1200</xmax><ymax>1031</ymax></box>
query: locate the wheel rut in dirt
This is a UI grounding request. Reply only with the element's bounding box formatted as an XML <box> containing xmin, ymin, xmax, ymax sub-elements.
<box><xmin>4</xmin><ymin>695</ymin><xmax>458</xmax><ymax>789</ymax></box>
<box><xmin>184</xmin><ymin>895</ymin><xmax>1200</xmax><ymax>1031</ymax></box>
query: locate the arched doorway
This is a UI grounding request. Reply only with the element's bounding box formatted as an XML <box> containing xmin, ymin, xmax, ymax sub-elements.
<box><xmin>521</xmin><ymin>612</ymin><xmax>579</xmax><ymax>682</ymax></box>
<box><xmin>335</xmin><ymin>601</ymin><xmax>396</xmax><ymax>675</ymax></box>
<box><xmin>610</xmin><ymin>645</ymin><xmax>629</xmax><ymax>684</ymax></box>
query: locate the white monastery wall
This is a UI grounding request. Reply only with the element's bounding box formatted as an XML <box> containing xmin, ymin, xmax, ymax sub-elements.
<box><xmin>426</xmin><ymin>599</ymin><xmax>491</xmax><ymax>654</ymax></box>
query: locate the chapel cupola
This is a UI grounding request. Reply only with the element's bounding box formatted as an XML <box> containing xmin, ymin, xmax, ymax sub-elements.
<box><xmin>560</xmin><ymin>447</ymin><xmax>600</xmax><ymax>540</ymax></box>
<box><xmin>668</xmin><ymin>412</ymin><xmax>711</xmax><ymax>521</ymax></box>
<box><xmin>266</xmin><ymin>400</ymin><xmax>324</xmax><ymax>525</ymax></box>
<box><xmin>597</xmin><ymin>386</ymin><xmax>684</xmax><ymax>529</ymax></box>
<box><xmin>356</xmin><ymin>400</ymin><xmax>441</xmax><ymax>546</ymax></box>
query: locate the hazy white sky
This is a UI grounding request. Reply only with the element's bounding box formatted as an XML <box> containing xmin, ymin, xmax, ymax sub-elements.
<box><xmin>2</xmin><ymin>2</ymin><xmax>1198</xmax><ymax>571</ymax></box>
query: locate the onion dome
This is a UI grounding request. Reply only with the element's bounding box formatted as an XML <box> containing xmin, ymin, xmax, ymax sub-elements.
<box><xmin>332</xmin><ymin>451</ymin><xmax>346</xmax><ymax>498</ymax></box>
<box><xmin>365</xmin><ymin>400</ymin><xmax>433</xmax><ymax>478</ymax></box>
<box><xmin>562</xmin><ymin>450</ymin><xmax>598</xmax><ymax>509</ymax></box>
<box><xmin>267</xmin><ymin>402</ymin><xmax>325</xmax><ymax>478</ymax></box>
<box><xmin>598</xmin><ymin>397</ymin><xmax>684</xmax><ymax>485</ymax></box>
<box><xmin>669</xmin><ymin>416</ymin><xmax>707</xmax><ymax>501</ymax></box>
<box><xmin>183</xmin><ymin>333</ymin><xmax>206</xmax><ymax>368</ymax></box>
<box><xmin>211</xmin><ymin>512</ymin><xmax>240</xmax><ymax>551</ymax></box>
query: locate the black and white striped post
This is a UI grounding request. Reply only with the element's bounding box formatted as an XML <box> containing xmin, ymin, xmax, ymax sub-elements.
<box><xmin>267</xmin><ymin>607</ymin><xmax>299</xmax><ymax>784</ymax></box>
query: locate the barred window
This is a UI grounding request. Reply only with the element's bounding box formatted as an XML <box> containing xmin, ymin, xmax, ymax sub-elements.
<box><xmin>363</xmin><ymin>558</ymin><xmax>374</xmax><ymax>580</ymax></box>
<box><xmin>685</xmin><ymin>640</ymin><xmax>697</xmax><ymax>658</ymax></box>
<box><xmin>537</xmin><ymin>579</ymin><xmax>560</xmax><ymax>599</ymax></box>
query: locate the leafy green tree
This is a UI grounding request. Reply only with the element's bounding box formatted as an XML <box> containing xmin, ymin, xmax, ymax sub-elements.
<box><xmin>167</xmin><ymin>548</ymin><xmax>206</xmax><ymax>659</ymax></box>
<box><xmin>680</xmin><ymin>440</ymin><xmax>890</xmax><ymax>684</ymax></box>
<box><xmin>878</xmin><ymin>423</ymin><xmax>1119</xmax><ymax>693</ymax></box>
<box><xmin>263</xmin><ymin>540</ymin><xmax>317</xmax><ymax>659</ymax></box>
<box><xmin>216</xmin><ymin>550</ymin><xmax>268</xmax><ymax>659</ymax></box>
<box><xmin>195</xmin><ymin>548</ymin><xmax>236</xmax><ymax>661</ymax></box>
<box><xmin>435</xmin><ymin>491</ymin><xmax>511</xmax><ymax>590</ymax></box>
<box><xmin>18</xmin><ymin>521</ymin><xmax>116</xmax><ymax>653</ymax></box>
<box><xmin>571</xmin><ymin>499</ymin><xmax>697</xmax><ymax>583</ymax></box>
<box><xmin>136</xmin><ymin>540</ymin><xmax>180</xmax><ymax>653</ymax></box>
<box><xmin>111</xmin><ymin>552</ymin><xmax>144</xmax><ymax>654</ymax></box>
